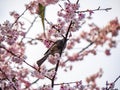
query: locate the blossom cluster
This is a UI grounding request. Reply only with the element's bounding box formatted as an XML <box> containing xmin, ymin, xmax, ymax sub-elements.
<box><xmin>31</xmin><ymin>65</ymin><xmax>56</xmax><ymax>80</ymax></box>
<box><xmin>38</xmin><ymin>0</ymin><xmax>59</xmax><ymax>6</ymax></box>
<box><xmin>34</xmin><ymin>1</ymin><xmax>120</xmax><ymax>89</ymax></box>
<box><xmin>25</xmin><ymin>0</ymin><xmax>59</xmax><ymax>14</ymax></box>
<box><xmin>0</xmin><ymin>21</ymin><xmax>25</xmax><ymax>45</ymax></box>
<box><xmin>0</xmin><ymin>8</ymin><xmax>28</xmax><ymax>90</ymax></box>
<box><xmin>0</xmin><ymin>0</ymin><xmax>120</xmax><ymax>90</ymax></box>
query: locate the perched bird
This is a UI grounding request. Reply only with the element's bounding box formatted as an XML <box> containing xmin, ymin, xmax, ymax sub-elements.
<box><xmin>37</xmin><ymin>37</ymin><xmax>67</xmax><ymax>66</ymax></box>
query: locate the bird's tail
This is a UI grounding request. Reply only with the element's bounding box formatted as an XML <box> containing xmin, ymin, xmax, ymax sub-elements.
<box><xmin>37</xmin><ymin>54</ymin><xmax>49</xmax><ymax>66</ymax></box>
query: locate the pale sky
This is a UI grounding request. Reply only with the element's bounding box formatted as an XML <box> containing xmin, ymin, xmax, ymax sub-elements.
<box><xmin>0</xmin><ymin>0</ymin><xmax>120</xmax><ymax>89</ymax></box>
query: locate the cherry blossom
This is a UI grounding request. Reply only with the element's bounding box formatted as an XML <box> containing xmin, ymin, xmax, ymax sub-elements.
<box><xmin>38</xmin><ymin>0</ymin><xmax>59</xmax><ymax>6</ymax></box>
<box><xmin>0</xmin><ymin>0</ymin><xmax>120</xmax><ymax>90</ymax></box>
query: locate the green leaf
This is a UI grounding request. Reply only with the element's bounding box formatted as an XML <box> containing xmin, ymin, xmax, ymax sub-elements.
<box><xmin>38</xmin><ymin>3</ymin><xmax>46</xmax><ymax>31</ymax></box>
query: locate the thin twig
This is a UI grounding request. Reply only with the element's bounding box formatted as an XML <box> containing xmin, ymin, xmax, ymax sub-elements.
<box><xmin>31</xmin><ymin>79</ymin><xmax>39</xmax><ymax>85</ymax></box>
<box><xmin>76</xmin><ymin>0</ymin><xmax>80</xmax><ymax>4</ymax></box>
<box><xmin>107</xmin><ymin>75</ymin><xmax>120</xmax><ymax>90</ymax></box>
<box><xmin>0</xmin><ymin>68</ymin><xmax>17</xmax><ymax>90</ymax></box>
<box><xmin>0</xmin><ymin>45</ymin><xmax>37</xmax><ymax>71</ymax></box>
<box><xmin>114</xmin><ymin>75</ymin><xmax>120</xmax><ymax>83</ymax></box>
<box><xmin>20</xmin><ymin>16</ymin><xmax>38</xmax><ymax>42</ymax></box>
<box><xmin>76</xmin><ymin>7</ymin><xmax>112</xmax><ymax>13</ymax></box>
<box><xmin>10</xmin><ymin>6</ymin><xmax>30</xmax><ymax>29</ymax></box>
<box><xmin>24</xmin><ymin>79</ymin><xmax>39</xmax><ymax>89</ymax></box>
<box><xmin>54</xmin><ymin>80</ymin><xmax>81</xmax><ymax>85</ymax></box>
<box><xmin>79</xmin><ymin>42</ymin><xmax>94</xmax><ymax>53</ymax></box>
<box><xmin>0</xmin><ymin>45</ymin><xmax>52</xmax><ymax>81</ymax></box>
<box><xmin>63</xmin><ymin>41</ymin><xmax>94</xmax><ymax>63</ymax></box>
<box><xmin>45</xmin><ymin>18</ymin><xmax>65</xmax><ymax>38</ymax></box>
<box><xmin>58</xmin><ymin>4</ymin><xmax>64</xmax><ymax>11</ymax></box>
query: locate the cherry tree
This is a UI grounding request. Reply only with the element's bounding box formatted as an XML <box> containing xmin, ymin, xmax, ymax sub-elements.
<box><xmin>0</xmin><ymin>0</ymin><xmax>120</xmax><ymax>90</ymax></box>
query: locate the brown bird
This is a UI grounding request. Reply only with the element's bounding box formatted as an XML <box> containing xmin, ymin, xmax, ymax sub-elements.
<box><xmin>37</xmin><ymin>37</ymin><xmax>67</xmax><ymax>66</ymax></box>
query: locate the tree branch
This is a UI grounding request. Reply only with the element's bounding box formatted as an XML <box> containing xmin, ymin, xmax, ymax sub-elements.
<box><xmin>20</xmin><ymin>16</ymin><xmax>38</xmax><ymax>42</ymax></box>
<box><xmin>51</xmin><ymin>60</ymin><xmax>60</xmax><ymax>88</ymax></box>
<box><xmin>0</xmin><ymin>68</ymin><xmax>17</xmax><ymax>90</ymax></box>
<box><xmin>76</xmin><ymin>7</ymin><xmax>112</xmax><ymax>13</ymax></box>
<box><xmin>0</xmin><ymin>45</ymin><xmax>37</xmax><ymax>71</ymax></box>
<box><xmin>10</xmin><ymin>6</ymin><xmax>30</xmax><ymax>29</ymax></box>
<box><xmin>107</xmin><ymin>75</ymin><xmax>120</xmax><ymax>90</ymax></box>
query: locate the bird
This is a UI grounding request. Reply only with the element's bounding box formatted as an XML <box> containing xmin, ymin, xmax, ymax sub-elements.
<box><xmin>37</xmin><ymin>37</ymin><xmax>67</xmax><ymax>66</ymax></box>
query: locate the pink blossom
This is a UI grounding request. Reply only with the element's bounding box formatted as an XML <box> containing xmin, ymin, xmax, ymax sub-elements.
<box><xmin>0</xmin><ymin>20</ymin><xmax>25</xmax><ymax>45</ymax></box>
<box><xmin>43</xmin><ymin>39</ymin><xmax>52</xmax><ymax>48</ymax></box>
<box><xmin>105</xmin><ymin>49</ymin><xmax>111</xmax><ymax>56</ymax></box>
<box><xmin>38</xmin><ymin>0</ymin><xmax>59</xmax><ymax>6</ymax></box>
<box><xmin>31</xmin><ymin>70</ymin><xmax>45</xmax><ymax>79</ymax></box>
<box><xmin>78</xmin><ymin>13</ymin><xmax>85</xmax><ymax>20</ymax></box>
<box><xmin>25</xmin><ymin>1</ymin><xmax>38</xmax><ymax>14</ymax></box>
<box><xmin>10</xmin><ymin>11</ymin><xmax>20</xmax><ymax>20</ymax></box>
<box><xmin>68</xmin><ymin>53</ymin><xmax>79</xmax><ymax>61</ymax></box>
<box><xmin>66</xmin><ymin>41</ymin><xmax>74</xmax><ymax>49</ymax></box>
<box><xmin>18</xmin><ymin>78</ymin><xmax>31</xmax><ymax>88</ymax></box>
<box><xmin>48</xmin><ymin>53</ymin><xmax>60</xmax><ymax>65</ymax></box>
<box><xmin>46</xmin><ymin>0</ymin><xmax>59</xmax><ymax>5</ymax></box>
<box><xmin>0</xmin><ymin>0</ymin><xmax>120</xmax><ymax>89</ymax></box>
<box><xmin>45</xmin><ymin>70</ymin><xmax>56</xmax><ymax>79</ymax></box>
<box><xmin>39</xmin><ymin>85</ymin><xmax>52</xmax><ymax>90</ymax></box>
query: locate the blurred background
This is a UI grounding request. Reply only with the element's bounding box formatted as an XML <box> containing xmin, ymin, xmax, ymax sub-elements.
<box><xmin>0</xmin><ymin>0</ymin><xmax>120</xmax><ymax>89</ymax></box>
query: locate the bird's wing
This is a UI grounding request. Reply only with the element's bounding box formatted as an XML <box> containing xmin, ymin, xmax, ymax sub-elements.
<box><xmin>44</xmin><ymin>41</ymin><xmax>58</xmax><ymax>55</ymax></box>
